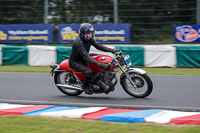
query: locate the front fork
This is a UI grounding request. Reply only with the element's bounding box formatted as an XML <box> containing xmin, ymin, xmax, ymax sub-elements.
<box><xmin>114</xmin><ymin>59</ymin><xmax>137</xmax><ymax>88</ymax></box>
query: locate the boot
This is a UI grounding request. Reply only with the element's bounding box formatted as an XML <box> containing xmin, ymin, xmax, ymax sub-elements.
<box><xmin>82</xmin><ymin>75</ymin><xmax>93</xmax><ymax>95</ymax></box>
<box><xmin>96</xmin><ymin>80</ymin><xmax>109</xmax><ymax>91</ymax></box>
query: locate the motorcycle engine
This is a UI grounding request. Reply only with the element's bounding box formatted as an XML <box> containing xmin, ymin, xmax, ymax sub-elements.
<box><xmin>95</xmin><ymin>71</ymin><xmax>117</xmax><ymax>92</ymax></box>
<box><xmin>103</xmin><ymin>71</ymin><xmax>116</xmax><ymax>86</ymax></box>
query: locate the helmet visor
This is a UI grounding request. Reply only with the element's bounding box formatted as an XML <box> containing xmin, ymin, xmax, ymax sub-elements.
<box><xmin>84</xmin><ymin>27</ymin><xmax>94</xmax><ymax>34</ymax></box>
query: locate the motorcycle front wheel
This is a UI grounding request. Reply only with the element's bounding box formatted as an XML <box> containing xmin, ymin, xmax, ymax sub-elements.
<box><xmin>121</xmin><ymin>72</ymin><xmax>153</xmax><ymax>98</ymax></box>
<box><xmin>54</xmin><ymin>71</ymin><xmax>83</xmax><ymax>96</ymax></box>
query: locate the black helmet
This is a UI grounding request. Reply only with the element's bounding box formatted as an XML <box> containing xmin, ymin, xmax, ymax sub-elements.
<box><xmin>79</xmin><ymin>23</ymin><xmax>95</xmax><ymax>41</ymax></box>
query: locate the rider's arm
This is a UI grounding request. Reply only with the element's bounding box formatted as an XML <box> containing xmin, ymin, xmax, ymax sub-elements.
<box><xmin>91</xmin><ymin>38</ymin><xmax>115</xmax><ymax>53</ymax></box>
<box><xmin>78</xmin><ymin>41</ymin><xmax>106</xmax><ymax>68</ymax></box>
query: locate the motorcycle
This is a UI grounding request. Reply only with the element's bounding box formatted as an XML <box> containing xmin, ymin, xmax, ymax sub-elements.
<box><xmin>50</xmin><ymin>51</ymin><xmax>153</xmax><ymax>98</ymax></box>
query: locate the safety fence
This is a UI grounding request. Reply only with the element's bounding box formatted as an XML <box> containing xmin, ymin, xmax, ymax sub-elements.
<box><xmin>0</xmin><ymin>1</ymin><xmax>197</xmax><ymax>44</ymax></box>
<box><xmin>0</xmin><ymin>44</ymin><xmax>200</xmax><ymax>67</ymax></box>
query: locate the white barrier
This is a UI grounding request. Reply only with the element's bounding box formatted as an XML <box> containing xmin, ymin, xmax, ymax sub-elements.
<box><xmin>144</xmin><ymin>45</ymin><xmax>176</xmax><ymax>67</ymax></box>
<box><xmin>27</xmin><ymin>45</ymin><xmax>57</xmax><ymax>66</ymax></box>
<box><xmin>90</xmin><ymin>45</ymin><xmax>115</xmax><ymax>57</ymax></box>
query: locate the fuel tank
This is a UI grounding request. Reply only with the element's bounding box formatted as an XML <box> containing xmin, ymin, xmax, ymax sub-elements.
<box><xmin>86</xmin><ymin>55</ymin><xmax>115</xmax><ymax>72</ymax></box>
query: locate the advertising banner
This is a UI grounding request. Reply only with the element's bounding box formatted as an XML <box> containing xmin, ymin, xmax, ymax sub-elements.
<box><xmin>175</xmin><ymin>25</ymin><xmax>200</xmax><ymax>42</ymax></box>
<box><xmin>58</xmin><ymin>23</ymin><xmax>130</xmax><ymax>43</ymax></box>
<box><xmin>0</xmin><ymin>24</ymin><xmax>53</xmax><ymax>43</ymax></box>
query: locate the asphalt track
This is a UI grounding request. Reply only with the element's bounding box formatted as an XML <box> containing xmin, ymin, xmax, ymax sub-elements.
<box><xmin>0</xmin><ymin>72</ymin><xmax>200</xmax><ymax>111</ymax></box>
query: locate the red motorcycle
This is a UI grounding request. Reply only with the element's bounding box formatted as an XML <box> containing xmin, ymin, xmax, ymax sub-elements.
<box><xmin>50</xmin><ymin>51</ymin><xmax>153</xmax><ymax>98</ymax></box>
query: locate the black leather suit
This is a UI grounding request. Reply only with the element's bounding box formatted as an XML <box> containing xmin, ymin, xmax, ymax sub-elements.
<box><xmin>69</xmin><ymin>36</ymin><xmax>114</xmax><ymax>75</ymax></box>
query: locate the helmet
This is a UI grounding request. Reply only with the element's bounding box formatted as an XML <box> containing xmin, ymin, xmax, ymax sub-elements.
<box><xmin>79</xmin><ymin>23</ymin><xmax>95</xmax><ymax>41</ymax></box>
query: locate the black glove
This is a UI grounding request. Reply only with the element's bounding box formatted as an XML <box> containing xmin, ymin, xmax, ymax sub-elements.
<box><xmin>100</xmin><ymin>63</ymin><xmax>111</xmax><ymax>70</ymax></box>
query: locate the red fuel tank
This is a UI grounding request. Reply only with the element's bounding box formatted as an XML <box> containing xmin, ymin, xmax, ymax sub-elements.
<box><xmin>87</xmin><ymin>55</ymin><xmax>115</xmax><ymax>72</ymax></box>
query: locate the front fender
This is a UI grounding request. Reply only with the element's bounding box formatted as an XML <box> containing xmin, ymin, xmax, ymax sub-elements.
<box><xmin>129</xmin><ymin>68</ymin><xmax>146</xmax><ymax>75</ymax></box>
<box><xmin>54</xmin><ymin>69</ymin><xmax>66</xmax><ymax>72</ymax></box>
<box><xmin>120</xmin><ymin>68</ymin><xmax>146</xmax><ymax>84</ymax></box>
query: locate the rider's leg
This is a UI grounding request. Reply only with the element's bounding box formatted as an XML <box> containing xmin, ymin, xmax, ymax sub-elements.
<box><xmin>81</xmin><ymin>71</ymin><xmax>92</xmax><ymax>94</ymax></box>
<box><xmin>69</xmin><ymin>61</ymin><xmax>93</xmax><ymax>94</ymax></box>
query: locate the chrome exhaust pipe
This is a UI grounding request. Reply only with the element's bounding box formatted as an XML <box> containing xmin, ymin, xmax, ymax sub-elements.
<box><xmin>56</xmin><ymin>84</ymin><xmax>83</xmax><ymax>91</ymax></box>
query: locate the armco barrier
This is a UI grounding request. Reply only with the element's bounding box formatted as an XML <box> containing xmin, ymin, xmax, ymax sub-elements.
<box><xmin>0</xmin><ymin>102</ymin><xmax>200</xmax><ymax>124</ymax></box>
<box><xmin>0</xmin><ymin>44</ymin><xmax>200</xmax><ymax>67</ymax></box>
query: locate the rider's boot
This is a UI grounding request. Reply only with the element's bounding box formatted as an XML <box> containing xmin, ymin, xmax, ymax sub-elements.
<box><xmin>82</xmin><ymin>75</ymin><xmax>92</xmax><ymax>95</ymax></box>
<box><xmin>96</xmin><ymin>80</ymin><xmax>109</xmax><ymax>91</ymax></box>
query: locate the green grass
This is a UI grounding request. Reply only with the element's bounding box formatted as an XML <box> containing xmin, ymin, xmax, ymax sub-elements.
<box><xmin>0</xmin><ymin>66</ymin><xmax>200</xmax><ymax>75</ymax></box>
<box><xmin>142</xmin><ymin>67</ymin><xmax>200</xmax><ymax>75</ymax></box>
<box><xmin>0</xmin><ymin>66</ymin><xmax>51</xmax><ymax>73</ymax></box>
<box><xmin>0</xmin><ymin>116</ymin><xmax>200</xmax><ymax>133</ymax></box>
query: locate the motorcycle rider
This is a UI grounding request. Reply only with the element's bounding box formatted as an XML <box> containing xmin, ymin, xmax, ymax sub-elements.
<box><xmin>69</xmin><ymin>23</ymin><xmax>118</xmax><ymax>94</ymax></box>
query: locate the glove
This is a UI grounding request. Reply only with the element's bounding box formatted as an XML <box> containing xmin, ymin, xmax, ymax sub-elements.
<box><xmin>100</xmin><ymin>63</ymin><xmax>111</xmax><ymax>70</ymax></box>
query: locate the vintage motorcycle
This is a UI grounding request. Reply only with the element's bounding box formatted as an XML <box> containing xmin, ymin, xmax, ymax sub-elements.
<box><xmin>50</xmin><ymin>51</ymin><xmax>153</xmax><ymax>98</ymax></box>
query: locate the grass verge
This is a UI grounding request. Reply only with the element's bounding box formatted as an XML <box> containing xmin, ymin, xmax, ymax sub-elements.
<box><xmin>0</xmin><ymin>66</ymin><xmax>51</xmax><ymax>73</ymax></box>
<box><xmin>0</xmin><ymin>116</ymin><xmax>200</xmax><ymax>133</ymax></box>
<box><xmin>0</xmin><ymin>66</ymin><xmax>200</xmax><ymax>75</ymax></box>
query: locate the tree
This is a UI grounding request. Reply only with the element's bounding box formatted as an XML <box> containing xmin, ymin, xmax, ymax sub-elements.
<box><xmin>0</xmin><ymin>0</ymin><xmax>44</xmax><ymax>24</ymax></box>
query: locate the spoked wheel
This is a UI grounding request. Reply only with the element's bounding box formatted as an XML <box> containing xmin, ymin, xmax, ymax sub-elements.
<box><xmin>121</xmin><ymin>72</ymin><xmax>153</xmax><ymax>98</ymax></box>
<box><xmin>54</xmin><ymin>72</ymin><xmax>83</xmax><ymax>96</ymax></box>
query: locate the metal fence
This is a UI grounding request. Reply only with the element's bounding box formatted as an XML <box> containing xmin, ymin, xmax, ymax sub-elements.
<box><xmin>0</xmin><ymin>0</ymin><xmax>198</xmax><ymax>44</ymax></box>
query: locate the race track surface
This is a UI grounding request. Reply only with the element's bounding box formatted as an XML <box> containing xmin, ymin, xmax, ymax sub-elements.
<box><xmin>0</xmin><ymin>72</ymin><xmax>200</xmax><ymax>111</ymax></box>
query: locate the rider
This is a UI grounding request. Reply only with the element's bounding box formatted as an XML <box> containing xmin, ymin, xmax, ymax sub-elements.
<box><xmin>69</xmin><ymin>23</ymin><xmax>118</xmax><ymax>94</ymax></box>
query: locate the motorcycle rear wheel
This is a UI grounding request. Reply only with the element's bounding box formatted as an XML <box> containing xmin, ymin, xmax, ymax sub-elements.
<box><xmin>54</xmin><ymin>72</ymin><xmax>83</xmax><ymax>96</ymax></box>
<box><xmin>121</xmin><ymin>73</ymin><xmax>153</xmax><ymax>98</ymax></box>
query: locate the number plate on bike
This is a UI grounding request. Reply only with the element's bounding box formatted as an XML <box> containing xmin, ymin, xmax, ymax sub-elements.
<box><xmin>124</xmin><ymin>55</ymin><xmax>131</xmax><ymax>67</ymax></box>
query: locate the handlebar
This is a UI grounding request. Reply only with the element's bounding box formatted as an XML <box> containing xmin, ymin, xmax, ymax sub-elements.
<box><xmin>110</xmin><ymin>50</ymin><xmax>123</xmax><ymax>66</ymax></box>
<box><xmin>114</xmin><ymin>50</ymin><xmax>123</xmax><ymax>59</ymax></box>
<box><xmin>115</xmin><ymin>50</ymin><xmax>123</xmax><ymax>55</ymax></box>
